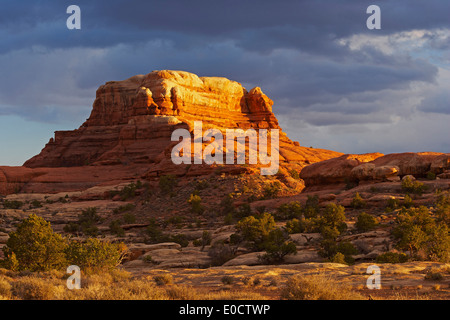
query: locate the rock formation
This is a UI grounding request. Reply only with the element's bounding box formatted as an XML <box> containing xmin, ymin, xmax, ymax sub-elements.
<box><xmin>1</xmin><ymin>70</ymin><xmax>342</xmax><ymax>195</ymax></box>
<box><xmin>301</xmin><ymin>151</ymin><xmax>450</xmax><ymax>190</ymax></box>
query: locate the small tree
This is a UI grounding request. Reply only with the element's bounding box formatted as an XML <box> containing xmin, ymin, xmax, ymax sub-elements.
<box><xmin>159</xmin><ymin>174</ymin><xmax>177</xmax><ymax>195</ymax></box>
<box><xmin>355</xmin><ymin>212</ymin><xmax>378</xmax><ymax>232</ymax></box>
<box><xmin>235</xmin><ymin>213</ymin><xmax>277</xmax><ymax>251</ymax></box>
<box><xmin>2</xmin><ymin>214</ymin><xmax>67</xmax><ymax>271</ymax></box>
<box><xmin>321</xmin><ymin>203</ymin><xmax>347</xmax><ymax>231</ymax></box>
<box><xmin>351</xmin><ymin>193</ymin><xmax>366</xmax><ymax>209</ymax></box>
<box><xmin>65</xmin><ymin>238</ymin><xmax>127</xmax><ymax>272</ymax></box>
<box><xmin>258</xmin><ymin>228</ymin><xmax>297</xmax><ymax>264</ymax></box>
<box><xmin>275</xmin><ymin>202</ymin><xmax>303</xmax><ymax>220</ymax></box>
<box><xmin>401</xmin><ymin>176</ymin><xmax>426</xmax><ymax>195</ymax></box>
<box><xmin>188</xmin><ymin>193</ymin><xmax>204</xmax><ymax>214</ymax></box>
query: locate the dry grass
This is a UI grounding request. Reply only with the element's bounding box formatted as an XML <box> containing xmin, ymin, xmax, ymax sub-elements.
<box><xmin>0</xmin><ymin>269</ymin><xmax>268</xmax><ymax>300</ymax></box>
<box><xmin>280</xmin><ymin>273</ymin><xmax>365</xmax><ymax>300</ymax></box>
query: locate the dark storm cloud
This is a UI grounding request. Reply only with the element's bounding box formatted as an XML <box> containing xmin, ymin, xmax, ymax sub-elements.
<box><xmin>0</xmin><ymin>0</ymin><xmax>449</xmax><ymax>155</ymax></box>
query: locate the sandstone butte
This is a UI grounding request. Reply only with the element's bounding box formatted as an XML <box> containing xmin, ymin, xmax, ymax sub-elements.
<box><xmin>0</xmin><ymin>70</ymin><xmax>343</xmax><ymax>195</ymax></box>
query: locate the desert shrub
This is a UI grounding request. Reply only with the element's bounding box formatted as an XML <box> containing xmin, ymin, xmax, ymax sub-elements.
<box><xmin>319</xmin><ymin>240</ymin><xmax>357</xmax><ymax>264</ymax></box>
<box><xmin>385</xmin><ymin>197</ymin><xmax>399</xmax><ymax>212</ymax></box>
<box><xmin>303</xmin><ymin>195</ymin><xmax>320</xmax><ymax>219</ymax></box>
<box><xmin>64</xmin><ymin>207</ymin><xmax>102</xmax><ymax>236</ymax></box>
<box><xmin>321</xmin><ymin>203</ymin><xmax>347</xmax><ymax>231</ymax></box>
<box><xmin>192</xmin><ymin>231</ymin><xmax>212</xmax><ymax>250</ymax></box>
<box><xmin>403</xmin><ymin>194</ymin><xmax>414</xmax><ymax>208</ymax></box>
<box><xmin>65</xmin><ymin>238</ymin><xmax>127</xmax><ymax>272</ymax></box>
<box><xmin>330</xmin><ymin>252</ymin><xmax>346</xmax><ymax>264</ymax></box>
<box><xmin>235</xmin><ymin>213</ymin><xmax>277</xmax><ymax>251</ymax></box>
<box><xmin>393</xmin><ymin>206</ymin><xmax>450</xmax><ymax>262</ymax></box>
<box><xmin>188</xmin><ymin>194</ymin><xmax>204</xmax><ymax>214</ymax></box>
<box><xmin>123</xmin><ymin>212</ymin><xmax>136</xmax><ymax>224</ymax></box>
<box><xmin>351</xmin><ymin>192</ymin><xmax>366</xmax><ymax>209</ymax></box>
<box><xmin>234</xmin><ymin>203</ymin><xmax>252</xmax><ymax>220</ymax></box>
<box><xmin>401</xmin><ymin>176</ymin><xmax>426</xmax><ymax>195</ymax></box>
<box><xmin>159</xmin><ymin>174</ymin><xmax>177</xmax><ymax>195</ymax></box>
<box><xmin>11</xmin><ymin>276</ymin><xmax>55</xmax><ymax>300</ymax></box>
<box><xmin>280</xmin><ymin>274</ymin><xmax>363</xmax><ymax>300</ymax></box>
<box><xmin>376</xmin><ymin>252</ymin><xmax>409</xmax><ymax>263</ymax></box>
<box><xmin>153</xmin><ymin>273</ymin><xmax>173</xmax><ymax>286</ymax></box>
<box><xmin>258</xmin><ymin>228</ymin><xmax>297</xmax><ymax>264</ymax></box>
<box><xmin>220</xmin><ymin>194</ymin><xmax>236</xmax><ymax>216</ymax></box>
<box><xmin>146</xmin><ymin>218</ymin><xmax>170</xmax><ymax>243</ymax></box>
<box><xmin>113</xmin><ymin>203</ymin><xmax>135</xmax><ymax>214</ymax></box>
<box><xmin>426</xmin><ymin>171</ymin><xmax>436</xmax><ymax>180</ymax></box>
<box><xmin>109</xmin><ymin>220</ymin><xmax>125</xmax><ymax>237</ymax></box>
<box><xmin>194</xmin><ymin>179</ymin><xmax>209</xmax><ymax>191</ymax></box>
<box><xmin>170</xmin><ymin>234</ymin><xmax>189</xmax><ymax>248</ymax></box>
<box><xmin>221</xmin><ymin>275</ymin><xmax>234</xmax><ymax>285</ymax></box>
<box><xmin>435</xmin><ymin>193</ymin><xmax>450</xmax><ymax>226</ymax></box>
<box><xmin>285</xmin><ymin>218</ymin><xmax>306</xmax><ymax>234</ymax></box>
<box><xmin>118</xmin><ymin>182</ymin><xmax>138</xmax><ymax>201</ymax></box>
<box><xmin>30</xmin><ymin>199</ymin><xmax>43</xmax><ymax>209</ymax></box>
<box><xmin>0</xmin><ymin>276</ymin><xmax>12</xmax><ymax>299</ymax></box>
<box><xmin>275</xmin><ymin>201</ymin><xmax>303</xmax><ymax>220</ymax></box>
<box><xmin>355</xmin><ymin>212</ymin><xmax>378</xmax><ymax>232</ymax></box>
<box><xmin>207</xmin><ymin>242</ymin><xmax>236</xmax><ymax>266</ymax></box>
<box><xmin>2</xmin><ymin>214</ymin><xmax>67</xmax><ymax>272</ymax></box>
<box><xmin>262</xmin><ymin>181</ymin><xmax>282</xmax><ymax>199</ymax></box>
<box><xmin>424</xmin><ymin>271</ymin><xmax>444</xmax><ymax>281</ymax></box>
<box><xmin>2</xmin><ymin>199</ymin><xmax>23</xmax><ymax>209</ymax></box>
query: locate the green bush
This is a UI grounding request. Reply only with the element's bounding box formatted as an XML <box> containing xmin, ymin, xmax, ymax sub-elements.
<box><xmin>258</xmin><ymin>228</ymin><xmax>297</xmax><ymax>264</ymax></box>
<box><xmin>64</xmin><ymin>207</ymin><xmax>102</xmax><ymax>236</ymax></box>
<box><xmin>159</xmin><ymin>174</ymin><xmax>177</xmax><ymax>195</ymax></box>
<box><xmin>403</xmin><ymin>194</ymin><xmax>414</xmax><ymax>208</ymax></box>
<box><xmin>146</xmin><ymin>218</ymin><xmax>170</xmax><ymax>244</ymax></box>
<box><xmin>2</xmin><ymin>199</ymin><xmax>23</xmax><ymax>209</ymax></box>
<box><xmin>285</xmin><ymin>218</ymin><xmax>306</xmax><ymax>234</ymax></box>
<box><xmin>2</xmin><ymin>214</ymin><xmax>67</xmax><ymax>272</ymax></box>
<box><xmin>426</xmin><ymin>171</ymin><xmax>436</xmax><ymax>180</ymax></box>
<box><xmin>350</xmin><ymin>193</ymin><xmax>366</xmax><ymax>209</ymax></box>
<box><xmin>355</xmin><ymin>212</ymin><xmax>378</xmax><ymax>232</ymax></box>
<box><xmin>109</xmin><ymin>220</ymin><xmax>125</xmax><ymax>237</ymax></box>
<box><xmin>401</xmin><ymin>176</ymin><xmax>426</xmax><ymax>195</ymax></box>
<box><xmin>262</xmin><ymin>181</ymin><xmax>282</xmax><ymax>199</ymax></box>
<box><xmin>65</xmin><ymin>238</ymin><xmax>127</xmax><ymax>272</ymax></box>
<box><xmin>385</xmin><ymin>197</ymin><xmax>399</xmax><ymax>212</ymax></box>
<box><xmin>235</xmin><ymin>213</ymin><xmax>277</xmax><ymax>251</ymax></box>
<box><xmin>303</xmin><ymin>195</ymin><xmax>320</xmax><ymax>218</ymax></box>
<box><xmin>275</xmin><ymin>202</ymin><xmax>303</xmax><ymax>220</ymax></box>
<box><xmin>170</xmin><ymin>234</ymin><xmax>189</xmax><ymax>248</ymax></box>
<box><xmin>393</xmin><ymin>206</ymin><xmax>450</xmax><ymax>262</ymax></box>
<box><xmin>435</xmin><ymin>193</ymin><xmax>450</xmax><ymax>226</ymax></box>
<box><xmin>193</xmin><ymin>231</ymin><xmax>212</xmax><ymax>250</ymax></box>
<box><xmin>30</xmin><ymin>199</ymin><xmax>43</xmax><ymax>209</ymax></box>
<box><xmin>319</xmin><ymin>240</ymin><xmax>357</xmax><ymax>265</ymax></box>
<box><xmin>376</xmin><ymin>252</ymin><xmax>409</xmax><ymax>263</ymax></box>
<box><xmin>188</xmin><ymin>194</ymin><xmax>204</xmax><ymax>214</ymax></box>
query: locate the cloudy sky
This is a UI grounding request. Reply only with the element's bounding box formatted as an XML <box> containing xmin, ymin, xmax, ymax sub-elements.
<box><xmin>0</xmin><ymin>0</ymin><xmax>449</xmax><ymax>165</ymax></box>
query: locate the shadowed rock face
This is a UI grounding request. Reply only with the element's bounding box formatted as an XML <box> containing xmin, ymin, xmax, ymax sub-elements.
<box><xmin>23</xmin><ymin>70</ymin><xmax>341</xmax><ymax>169</ymax></box>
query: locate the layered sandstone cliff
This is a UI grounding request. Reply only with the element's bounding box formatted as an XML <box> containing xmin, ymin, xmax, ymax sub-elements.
<box><xmin>1</xmin><ymin>70</ymin><xmax>342</xmax><ymax>195</ymax></box>
<box><xmin>24</xmin><ymin>70</ymin><xmax>341</xmax><ymax>171</ymax></box>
